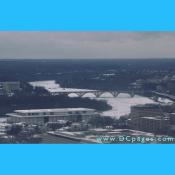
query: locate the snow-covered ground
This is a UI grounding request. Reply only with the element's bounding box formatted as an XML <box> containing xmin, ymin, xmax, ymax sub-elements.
<box><xmin>29</xmin><ymin>80</ymin><xmax>95</xmax><ymax>93</ymax></box>
<box><xmin>157</xmin><ymin>97</ymin><xmax>172</xmax><ymax>104</ymax></box>
<box><xmin>29</xmin><ymin>80</ymin><xmax>172</xmax><ymax>119</ymax></box>
<box><xmin>29</xmin><ymin>80</ymin><xmax>61</xmax><ymax>92</ymax></box>
<box><xmin>79</xmin><ymin>93</ymin><xmax>156</xmax><ymax>118</ymax></box>
<box><xmin>99</xmin><ymin>94</ymin><xmax>156</xmax><ymax>118</ymax></box>
<box><xmin>0</xmin><ymin>118</ymin><xmax>7</xmax><ymax>123</ymax></box>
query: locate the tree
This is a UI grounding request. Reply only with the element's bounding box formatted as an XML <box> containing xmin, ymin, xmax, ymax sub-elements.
<box><xmin>6</xmin><ymin>124</ymin><xmax>23</xmax><ymax>135</ymax></box>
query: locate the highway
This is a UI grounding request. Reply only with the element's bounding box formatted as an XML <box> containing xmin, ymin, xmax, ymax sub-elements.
<box><xmin>152</xmin><ymin>91</ymin><xmax>175</xmax><ymax>101</ymax></box>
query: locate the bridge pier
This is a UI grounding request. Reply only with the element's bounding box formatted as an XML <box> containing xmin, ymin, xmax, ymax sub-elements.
<box><xmin>75</xmin><ymin>92</ymin><xmax>86</xmax><ymax>97</ymax></box>
<box><xmin>130</xmin><ymin>92</ymin><xmax>135</xmax><ymax>98</ymax></box>
<box><xmin>110</xmin><ymin>91</ymin><xmax>119</xmax><ymax>97</ymax></box>
<box><xmin>94</xmin><ymin>91</ymin><xmax>104</xmax><ymax>98</ymax></box>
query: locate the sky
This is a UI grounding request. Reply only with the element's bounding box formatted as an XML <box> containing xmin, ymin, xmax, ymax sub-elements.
<box><xmin>0</xmin><ymin>32</ymin><xmax>175</xmax><ymax>59</ymax></box>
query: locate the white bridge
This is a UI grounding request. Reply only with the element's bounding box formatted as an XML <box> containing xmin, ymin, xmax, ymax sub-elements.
<box><xmin>29</xmin><ymin>80</ymin><xmax>135</xmax><ymax>98</ymax></box>
<box><xmin>50</xmin><ymin>89</ymin><xmax>135</xmax><ymax>98</ymax></box>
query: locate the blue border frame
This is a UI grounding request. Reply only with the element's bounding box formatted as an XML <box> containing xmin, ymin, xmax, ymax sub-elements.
<box><xmin>0</xmin><ymin>0</ymin><xmax>175</xmax><ymax>174</ymax></box>
<box><xmin>0</xmin><ymin>0</ymin><xmax>175</xmax><ymax>30</ymax></box>
<box><xmin>0</xmin><ymin>144</ymin><xmax>174</xmax><ymax>174</ymax></box>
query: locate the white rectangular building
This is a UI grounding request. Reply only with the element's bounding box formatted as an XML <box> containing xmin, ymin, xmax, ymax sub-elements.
<box><xmin>7</xmin><ymin>108</ymin><xmax>99</xmax><ymax>125</ymax></box>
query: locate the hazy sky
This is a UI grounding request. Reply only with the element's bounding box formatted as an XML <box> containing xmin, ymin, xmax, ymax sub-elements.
<box><xmin>0</xmin><ymin>32</ymin><xmax>175</xmax><ymax>59</ymax></box>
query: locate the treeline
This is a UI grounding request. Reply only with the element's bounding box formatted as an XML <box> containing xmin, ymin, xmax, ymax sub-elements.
<box><xmin>0</xmin><ymin>94</ymin><xmax>112</xmax><ymax>116</ymax></box>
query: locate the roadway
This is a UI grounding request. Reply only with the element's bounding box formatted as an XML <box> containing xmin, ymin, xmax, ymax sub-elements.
<box><xmin>152</xmin><ymin>91</ymin><xmax>175</xmax><ymax>101</ymax></box>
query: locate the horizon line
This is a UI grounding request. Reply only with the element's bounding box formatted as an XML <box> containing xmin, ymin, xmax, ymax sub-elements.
<box><xmin>0</xmin><ymin>57</ymin><xmax>175</xmax><ymax>60</ymax></box>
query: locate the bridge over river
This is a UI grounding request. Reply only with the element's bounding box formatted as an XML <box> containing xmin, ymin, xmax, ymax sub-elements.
<box><xmin>29</xmin><ymin>80</ymin><xmax>136</xmax><ymax>98</ymax></box>
<box><xmin>51</xmin><ymin>89</ymin><xmax>135</xmax><ymax>98</ymax></box>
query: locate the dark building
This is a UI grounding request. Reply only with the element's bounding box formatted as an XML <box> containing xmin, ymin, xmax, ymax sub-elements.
<box><xmin>130</xmin><ymin>104</ymin><xmax>163</xmax><ymax>118</ymax></box>
<box><xmin>130</xmin><ymin>116</ymin><xmax>169</xmax><ymax>134</ymax></box>
<box><xmin>168</xmin><ymin>113</ymin><xmax>175</xmax><ymax>136</ymax></box>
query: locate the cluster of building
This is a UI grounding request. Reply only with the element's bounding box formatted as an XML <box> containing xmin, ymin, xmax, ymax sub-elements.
<box><xmin>131</xmin><ymin>75</ymin><xmax>175</xmax><ymax>94</ymax></box>
<box><xmin>0</xmin><ymin>107</ymin><xmax>100</xmax><ymax>143</ymax></box>
<box><xmin>1</xmin><ymin>103</ymin><xmax>175</xmax><ymax>143</ymax></box>
<box><xmin>129</xmin><ymin>103</ymin><xmax>175</xmax><ymax>135</ymax></box>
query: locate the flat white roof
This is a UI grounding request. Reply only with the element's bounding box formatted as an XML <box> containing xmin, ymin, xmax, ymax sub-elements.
<box><xmin>14</xmin><ymin>108</ymin><xmax>95</xmax><ymax>114</ymax></box>
<box><xmin>141</xmin><ymin>116</ymin><xmax>169</xmax><ymax>121</ymax></box>
<box><xmin>7</xmin><ymin>113</ymin><xmax>97</xmax><ymax>118</ymax></box>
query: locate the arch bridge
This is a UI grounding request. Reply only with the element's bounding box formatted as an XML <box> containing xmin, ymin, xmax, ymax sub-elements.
<box><xmin>51</xmin><ymin>90</ymin><xmax>135</xmax><ymax>98</ymax></box>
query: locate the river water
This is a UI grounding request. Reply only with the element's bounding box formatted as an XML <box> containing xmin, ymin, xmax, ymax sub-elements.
<box><xmin>30</xmin><ymin>80</ymin><xmax>166</xmax><ymax>119</ymax></box>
